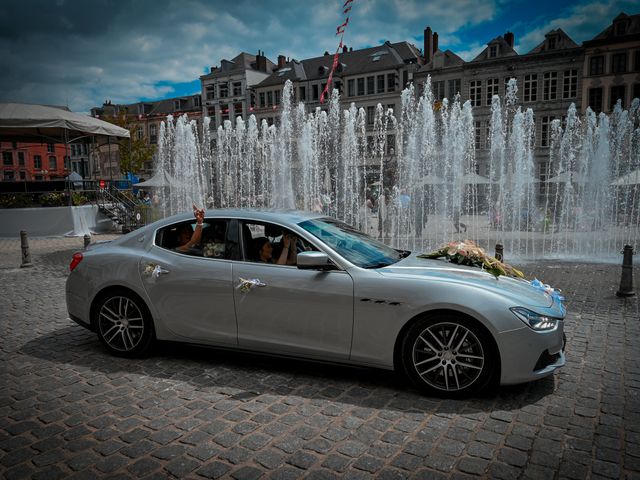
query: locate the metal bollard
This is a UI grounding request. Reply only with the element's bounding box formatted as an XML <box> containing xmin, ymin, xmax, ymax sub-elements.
<box><xmin>495</xmin><ymin>243</ymin><xmax>504</xmax><ymax>262</ymax></box>
<box><xmin>83</xmin><ymin>234</ymin><xmax>91</xmax><ymax>249</ymax></box>
<box><xmin>616</xmin><ymin>245</ymin><xmax>635</xmax><ymax>297</ymax></box>
<box><xmin>20</xmin><ymin>230</ymin><xmax>33</xmax><ymax>268</ymax></box>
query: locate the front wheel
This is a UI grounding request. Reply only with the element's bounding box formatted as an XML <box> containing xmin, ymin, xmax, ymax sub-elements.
<box><xmin>400</xmin><ymin>314</ymin><xmax>497</xmax><ymax>397</ymax></box>
<box><xmin>94</xmin><ymin>289</ymin><xmax>154</xmax><ymax>357</ymax></box>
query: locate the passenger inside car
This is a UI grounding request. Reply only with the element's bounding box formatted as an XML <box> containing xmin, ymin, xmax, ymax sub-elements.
<box><xmin>175</xmin><ymin>206</ymin><xmax>205</xmax><ymax>253</ymax></box>
<box><xmin>253</xmin><ymin>234</ymin><xmax>297</xmax><ymax>265</ymax></box>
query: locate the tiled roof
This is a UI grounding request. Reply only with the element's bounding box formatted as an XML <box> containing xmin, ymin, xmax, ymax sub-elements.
<box><xmin>527</xmin><ymin>29</ymin><xmax>579</xmax><ymax>54</ymax></box>
<box><xmin>470</xmin><ymin>36</ymin><xmax>518</xmax><ymax>62</ymax></box>
<box><xmin>256</xmin><ymin>41</ymin><xmax>422</xmax><ymax>88</ymax></box>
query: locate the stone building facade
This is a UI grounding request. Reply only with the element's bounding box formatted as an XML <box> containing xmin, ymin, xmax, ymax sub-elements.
<box><xmin>200</xmin><ymin>52</ymin><xmax>276</xmax><ymax>130</ymax></box>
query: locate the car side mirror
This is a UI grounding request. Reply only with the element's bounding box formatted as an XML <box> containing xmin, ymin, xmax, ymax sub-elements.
<box><xmin>297</xmin><ymin>251</ymin><xmax>336</xmax><ymax>270</ymax></box>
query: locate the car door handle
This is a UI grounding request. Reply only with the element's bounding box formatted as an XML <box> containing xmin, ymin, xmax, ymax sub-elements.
<box><xmin>157</xmin><ymin>267</ymin><xmax>170</xmax><ymax>275</ymax></box>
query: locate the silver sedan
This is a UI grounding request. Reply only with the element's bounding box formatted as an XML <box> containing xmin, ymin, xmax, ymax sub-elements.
<box><xmin>65</xmin><ymin>209</ymin><xmax>566</xmax><ymax>397</ymax></box>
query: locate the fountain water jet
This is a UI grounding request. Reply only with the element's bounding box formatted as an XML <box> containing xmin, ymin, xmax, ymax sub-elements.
<box><xmin>155</xmin><ymin>79</ymin><xmax>639</xmax><ymax>261</ymax></box>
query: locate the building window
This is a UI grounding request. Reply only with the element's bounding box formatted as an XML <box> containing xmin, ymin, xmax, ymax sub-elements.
<box><xmin>610</xmin><ymin>85</ymin><xmax>626</xmax><ymax>110</ymax></box>
<box><xmin>611</xmin><ymin>53</ymin><xmax>627</xmax><ymax>74</ymax></box>
<box><xmin>590</xmin><ymin>56</ymin><xmax>605</xmax><ymax>76</ymax></box>
<box><xmin>433</xmin><ymin>81</ymin><xmax>445</xmax><ymax>101</ymax></box>
<box><xmin>312</xmin><ymin>85</ymin><xmax>318</xmax><ymax>101</ymax></box>
<box><xmin>403</xmin><ymin>70</ymin><xmax>408</xmax><ymax>88</ymax></box>
<box><xmin>386</xmin><ymin>134</ymin><xmax>396</xmax><ymax>155</ymax></box>
<box><xmin>486</xmin><ymin>78</ymin><xmax>499</xmax><ymax>105</ymax></box>
<box><xmin>563</xmin><ymin>70</ymin><xmax>577</xmax><ymax>99</ymax></box>
<box><xmin>474</xmin><ymin>121</ymin><xmax>483</xmax><ymax>149</ymax></box>
<box><xmin>18</xmin><ymin>152</ymin><xmax>25</xmax><ymax>166</ymax></box>
<box><xmin>347</xmin><ymin>79</ymin><xmax>355</xmax><ymax>96</ymax></box>
<box><xmin>377</xmin><ymin>75</ymin><xmax>385</xmax><ymax>94</ymax></box>
<box><xmin>64</xmin><ymin>156</ymin><xmax>71</xmax><ymax>170</ymax></box>
<box><xmin>547</xmin><ymin>36</ymin><xmax>557</xmax><ymax>50</ymax></box>
<box><xmin>387</xmin><ymin>73</ymin><xmax>396</xmax><ymax>92</ymax></box>
<box><xmin>47</xmin><ymin>144</ymin><xmax>54</xmax><ymax>153</ymax></box>
<box><xmin>34</xmin><ymin>155</ymin><xmax>42</xmax><ymax>169</ymax></box>
<box><xmin>259</xmin><ymin>92</ymin><xmax>265</xmax><ymax>107</ymax></box>
<box><xmin>615</xmin><ymin>20</ymin><xmax>628</xmax><ymax>36</ymax></box>
<box><xmin>233</xmin><ymin>82</ymin><xmax>242</xmax><ymax>96</ymax></box>
<box><xmin>357</xmin><ymin>78</ymin><xmax>365</xmax><ymax>96</ymax></box>
<box><xmin>469</xmin><ymin>80</ymin><xmax>482</xmax><ymax>107</ymax></box>
<box><xmin>524</xmin><ymin>74</ymin><xmax>537</xmax><ymax>102</ymax></box>
<box><xmin>366</xmin><ymin>76</ymin><xmax>375</xmax><ymax>95</ymax></box>
<box><xmin>206</xmin><ymin>85</ymin><xmax>215</xmax><ymax>101</ymax></box>
<box><xmin>19</xmin><ymin>171</ymin><xmax>25</xmax><ymax>180</ymax></box>
<box><xmin>588</xmin><ymin>88</ymin><xmax>603</xmax><ymax>113</ymax></box>
<box><xmin>448</xmin><ymin>78</ymin><xmax>461</xmax><ymax>98</ymax></box>
<box><xmin>49</xmin><ymin>156</ymin><xmax>57</xmax><ymax>170</ymax></box>
<box><xmin>136</xmin><ymin>126</ymin><xmax>144</xmax><ymax>140</ymax></box>
<box><xmin>367</xmin><ymin>106</ymin><xmax>375</xmax><ymax>125</ymax></box>
<box><xmin>541</xmin><ymin>116</ymin><xmax>554</xmax><ymax>147</ymax></box>
<box><xmin>4</xmin><ymin>170</ymin><xmax>15</xmax><ymax>181</ymax></box>
<box><xmin>219</xmin><ymin>83</ymin><xmax>229</xmax><ymax>98</ymax></box>
<box><xmin>299</xmin><ymin>86</ymin><xmax>306</xmax><ymax>101</ymax></box>
<box><xmin>274</xmin><ymin>90</ymin><xmax>280</xmax><ymax>106</ymax></box>
<box><xmin>2</xmin><ymin>151</ymin><xmax>12</xmax><ymax>166</ymax></box>
<box><xmin>543</xmin><ymin>72</ymin><xmax>558</xmax><ymax>101</ymax></box>
<box><xmin>267</xmin><ymin>91</ymin><xmax>274</xmax><ymax>106</ymax></box>
<box><xmin>234</xmin><ymin>102</ymin><xmax>243</xmax><ymax>116</ymax></box>
<box><xmin>194</xmin><ymin>96</ymin><xmax>201</xmax><ymax>107</ymax></box>
<box><xmin>149</xmin><ymin>124</ymin><xmax>157</xmax><ymax>144</ymax></box>
<box><xmin>174</xmin><ymin>100</ymin><xmax>181</xmax><ymax>111</ymax></box>
<box><xmin>489</xmin><ymin>45</ymin><xmax>498</xmax><ymax>58</ymax></box>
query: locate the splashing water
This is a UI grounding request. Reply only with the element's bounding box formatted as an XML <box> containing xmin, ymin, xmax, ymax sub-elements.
<box><xmin>155</xmin><ymin>79</ymin><xmax>640</xmax><ymax>261</ymax></box>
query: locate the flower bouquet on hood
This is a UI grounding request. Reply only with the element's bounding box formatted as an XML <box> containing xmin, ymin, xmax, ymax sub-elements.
<box><xmin>418</xmin><ymin>240</ymin><xmax>525</xmax><ymax>279</ymax></box>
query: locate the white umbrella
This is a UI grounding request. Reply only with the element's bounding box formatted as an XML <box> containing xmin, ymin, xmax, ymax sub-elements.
<box><xmin>419</xmin><ymin>173</ymin><xmax>444</xmax><ymax>185</ymax></box>
<box><xmin>610</xmin><ymin>169</ymin><xmax>640</xmax><ymax>186</ymax></box>
<box><xmin>546</xmin><ymin>171</ymin><xmax>586</xmax><ymax>184</ymax></box>
<box><xmin>461</xmin><ymin>172</ymin><xmax>492</xmax><ymax>184</ymax></box>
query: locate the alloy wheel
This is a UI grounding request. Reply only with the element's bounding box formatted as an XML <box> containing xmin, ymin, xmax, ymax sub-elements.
<box><xmin>98</xmin><ymin>296</ymin><xmax>146</xmax><ymax>352</ymax></box>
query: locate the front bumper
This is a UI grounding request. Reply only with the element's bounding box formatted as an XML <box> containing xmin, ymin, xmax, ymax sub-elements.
<box><xmin>497</xmin><ymin>321</ymin><xmax>566</xmax><ymax>385</ymax></box>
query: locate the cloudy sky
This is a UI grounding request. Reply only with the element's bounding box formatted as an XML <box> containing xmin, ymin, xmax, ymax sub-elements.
<box><xmin>0</xmin><ymin>0</ymin><xmax>637</xmax><ymax>113</ymax></box>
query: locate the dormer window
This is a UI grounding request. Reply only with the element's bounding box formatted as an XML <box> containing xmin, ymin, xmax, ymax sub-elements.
<box><xmin>615</xmin><ymin>20</ymin><xmax>628</xmax><ymax>36</ymax></box>
<box><xmin>174</xmin><ymin>100</ymin><xmax>180</xmax><ymax>111</ymax></box>
<box><xmin>370</xmin><ymin>50</ymin><xmax>389</xmax><ymax>62</ymax></box>
<box><xmin>547</xmin><ymin>36</ymin><xmax>557</xmax><ymax>50</ymax></box>
<box><xmin>489</xmin><ymin>45</ymin><xmax>498</xmax><ymax>58</ymax></box>
<box><xmin>318</xmin><ymin>66</ymin><xmax>328</xmax><ymax>76</ymax></box>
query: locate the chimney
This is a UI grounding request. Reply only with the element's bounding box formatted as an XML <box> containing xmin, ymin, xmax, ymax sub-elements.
<box><xmin>256</xmin><ymin>50</ymin><xmax>267</xmax><ymax>72</ymax></box>
<box><xmin>278</xmin><ymin>54</ymin><xmax>286</xmax><ymax>69</ymax></box>
<box><xmin>433</xmin><ymin>32</ymin><xmax>439</xmax><ymax>53</ymax></box>
<box><xmin>343</xmin><ymin>44</ymin><xmax>348</xmax><ymax>53</ymax></box>
<box><xmin>424</xmin><ymin>27</ymin><xmax>433</xmax><ymax>64</ymax></box>
<box><xmin>504</xmin><ymin>32</ymin><xmax>514</xmax><ymax>48</ymax></box>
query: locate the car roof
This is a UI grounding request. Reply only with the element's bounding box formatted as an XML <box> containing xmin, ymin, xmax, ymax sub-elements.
<box><xmin>165</xmin><ymin>208</ymin><xmax>326</xmax><ymax>225</ymax></box>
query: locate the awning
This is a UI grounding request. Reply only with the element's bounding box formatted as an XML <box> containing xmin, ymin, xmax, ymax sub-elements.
<box><xmin>0</xmin><ymin>102</ymin><xmax>130</xmax><ymax>143</ymax></box>
<box><xmin>611</xmin><ymin>169</ymin><xmax>640</xmax><ymax>186</ymax></box>
<box><xmin>133</xmin><ymin>170</ymin><xmax>176</xmax><ymax>187</ymax></box>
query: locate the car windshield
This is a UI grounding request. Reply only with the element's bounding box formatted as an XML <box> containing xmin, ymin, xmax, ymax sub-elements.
<box><xmin>298</xmin><ymin>218</ymin><xmax>405</xmax><ymax>268</ymax></box>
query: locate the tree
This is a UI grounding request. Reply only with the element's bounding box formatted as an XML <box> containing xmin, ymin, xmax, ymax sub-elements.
<box><xmin>104</xmin><ymin>109</ymin><xmax>155</xmax><ymax>175</ymax></box>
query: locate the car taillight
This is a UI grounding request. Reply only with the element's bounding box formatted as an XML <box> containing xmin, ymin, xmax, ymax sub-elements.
<box><xmin>69</xmin><ymin>252</ymin><xmax>83</xmax><ymax>272</ymax></box>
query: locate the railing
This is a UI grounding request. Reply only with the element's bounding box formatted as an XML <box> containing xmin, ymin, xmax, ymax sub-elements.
<box><xmin>95</xmin><ymin>185</ymin><xmax>149</xmax><ymax>232</ymax></box>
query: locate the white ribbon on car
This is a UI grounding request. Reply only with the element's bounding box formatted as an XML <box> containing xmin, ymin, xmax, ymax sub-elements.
<box><xmin>237</xmin><ymin>278</ymin><xmax>264</xmax><ymax>293</ymax></box>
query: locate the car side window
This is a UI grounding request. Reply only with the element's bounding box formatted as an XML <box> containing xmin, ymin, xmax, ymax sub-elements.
<box><xmin>155</xmin><ymin>219</ymin><xmax>232</xmax><ymax>259</ymax></box>
<box><xmin>240</xmin><ymin>221</ymin><xmax>317</xmax><ymax>264</ymax></box>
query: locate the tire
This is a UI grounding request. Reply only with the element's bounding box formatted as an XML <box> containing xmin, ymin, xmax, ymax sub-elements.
<box><xmin>93</xmin><ymin>289</ymin><xmax>155</xmax><ymax>357</ymax></box>
<box><xmin>400</xmin><ymin>313</ymin><xmax>497</xmax><ymax>397</ymax></box>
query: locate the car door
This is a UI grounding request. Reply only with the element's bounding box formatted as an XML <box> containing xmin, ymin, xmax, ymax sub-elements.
<box><xmin>232</xmin><ymin>220</ymin><xmax>354</xmax><ymax>361</ymax></box>
<box><xmin>141</xmin><ymin>218</ymin><xmax>238</xmax><ymax>346</ymax></box>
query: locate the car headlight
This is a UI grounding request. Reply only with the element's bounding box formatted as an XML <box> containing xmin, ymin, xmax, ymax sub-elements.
<box><xmin>510</xmin><ymin>307</ymin><xmax>559</xmax><ymax>331</ymax></box>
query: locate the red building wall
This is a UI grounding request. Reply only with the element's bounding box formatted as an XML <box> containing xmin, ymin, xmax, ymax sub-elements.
<box><xmin>1</xmin><ymin>142</ymin><xmax>70</xmax><ymax>181</ymax></box>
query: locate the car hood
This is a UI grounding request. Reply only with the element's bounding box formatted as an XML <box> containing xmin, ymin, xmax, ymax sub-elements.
<box><xmin>378</xmin><ymin>254</ymin><xmax>557</xmax><ymax>310</ymax></box>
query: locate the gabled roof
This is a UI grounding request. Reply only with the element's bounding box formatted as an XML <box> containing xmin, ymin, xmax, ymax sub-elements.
<box><xmin>202</xmin><ymin>52</ymin><xmax>276</xmax><ymax>79</ymax></box>
<box><xmin>585</xmin><ymin>12</ymin><xmax>640</xmax><ymax>45</ymax></box>
<box><xmin>419</xmin><ymin>49</ymin><xmax>465</xmax><ymax>72</ymax></box>
<box><xmin>255</xmin><ymin>41</ymin><xmax>422</xmax><ymax>88</ymax></box>
<box><xmin>470</xmin><ymin>36</ymin><xmax>518</xmax><ymax>62</ymax></box>
<box><xmin>527</xmin><ymin>28</ymin><xmax>579</xmax><ymax>54</ymax></box>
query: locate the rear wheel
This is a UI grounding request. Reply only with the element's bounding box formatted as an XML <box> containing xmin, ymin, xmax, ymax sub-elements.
<box><xmin>94</xmin><ymin>289</ymin><xmax>154</xmax><ymax>357</ymax></box>
<box><xmin>401</xmin><ymin>314</ymin><xmax>496</xmax><ymax>397</ymax></box>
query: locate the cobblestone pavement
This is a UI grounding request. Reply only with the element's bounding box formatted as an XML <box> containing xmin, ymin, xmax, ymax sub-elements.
<box><xmin>1</xmin><ymin>236</ymin><xmax>639</xmax><ymax>479</ymax></box>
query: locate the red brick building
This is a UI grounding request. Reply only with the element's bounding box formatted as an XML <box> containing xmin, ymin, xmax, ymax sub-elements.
<box><xmin>1</xmin><ymin>141</ymin><xmax>71</xmax><ymax>181</ymax></box>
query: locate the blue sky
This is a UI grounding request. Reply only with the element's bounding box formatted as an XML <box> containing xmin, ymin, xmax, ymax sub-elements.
<box><xmin>0</xmin><ymin>0</ymin><xmax>637</xmax><ymax>112</ymax></box>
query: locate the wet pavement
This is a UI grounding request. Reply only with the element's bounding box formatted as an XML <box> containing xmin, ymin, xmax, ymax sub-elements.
<box><xmin>1</xmin><ymin>235</ymin><xmax>639</xmax><ymax>479</ymax></box>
